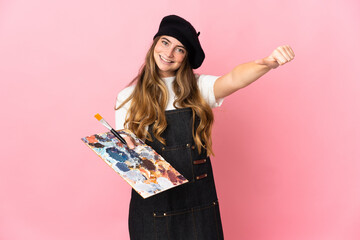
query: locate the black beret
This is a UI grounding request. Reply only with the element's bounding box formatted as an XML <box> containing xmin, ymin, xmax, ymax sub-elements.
<box><xmin>153</xmin><ymin>15</ymin><xmax>205</xmax><ymax>69</ymax></box>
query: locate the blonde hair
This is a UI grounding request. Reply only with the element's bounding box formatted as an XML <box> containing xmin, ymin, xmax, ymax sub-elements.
<box><xmin>115</xmin><ymin>37</ymin><xmax>214</xmax><ymax>156</ymax></box>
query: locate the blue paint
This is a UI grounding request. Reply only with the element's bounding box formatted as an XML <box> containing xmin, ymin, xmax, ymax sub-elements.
<box><xmin>106</xmin><ymin>147</ymin><xmax>128</xmax><ymax>162</ymax></box>
<box><xmin>116</xmin><ymin>162</ymin><xmax>130</xmax><ymax>172</ymax></box>
<box><xmin>126</xmin><ymin>171</ymin><xmax>146</xmax><ymax>182</ymax></box>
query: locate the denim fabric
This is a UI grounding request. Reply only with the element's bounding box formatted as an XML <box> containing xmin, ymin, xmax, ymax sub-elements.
<box><xmin>129</xmin><ymin>108</ymin><xmax>224</xmax><ymax>240</ymax></box>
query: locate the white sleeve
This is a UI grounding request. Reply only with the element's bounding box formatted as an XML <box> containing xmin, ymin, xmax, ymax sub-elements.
<box><xmin>197</xmin><ymin>74</ymin><xmax>224</xmax><ymax>108</ymax></box>
<box><xmin>115</xmin><ymin>86</ymin><xmax>135</xmax><ymax>130</ymax></box>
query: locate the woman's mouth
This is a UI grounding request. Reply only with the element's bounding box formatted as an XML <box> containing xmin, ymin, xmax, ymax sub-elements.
<box><xmin>159</xmin><ymin>55</ymin><xmax>174</xmax><ymax>64</ymax></box>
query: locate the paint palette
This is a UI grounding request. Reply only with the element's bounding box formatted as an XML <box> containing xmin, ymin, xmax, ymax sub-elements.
<box><xmin>81</xmin><ymin>129</ymin><xmax>188</xmax><ymax>198</ymax></box>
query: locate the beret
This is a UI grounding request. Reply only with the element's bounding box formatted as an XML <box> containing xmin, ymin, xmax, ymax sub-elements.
<box><xmin>153</xmin><ymin>15</ymin><xmax>205</xmax><ymax>69</ymax></box>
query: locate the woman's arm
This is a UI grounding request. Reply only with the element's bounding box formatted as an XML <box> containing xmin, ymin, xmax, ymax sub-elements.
<box><xmin>214</xmin><ymin>45</ymin><xmax>295</xmax><ymax>100</ymax></box>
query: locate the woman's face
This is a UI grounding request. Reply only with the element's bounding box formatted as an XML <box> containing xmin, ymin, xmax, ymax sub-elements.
<box><xmin>153</xmin><ymin>36</ymin><xmax>187</xmax><ymax>78</ymax></box>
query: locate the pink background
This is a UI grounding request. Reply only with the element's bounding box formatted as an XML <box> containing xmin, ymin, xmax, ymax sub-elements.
<box><xmin>1</xmin><ymin>0</ymin><xmax>360</xmax><ymax>239</ymax></box>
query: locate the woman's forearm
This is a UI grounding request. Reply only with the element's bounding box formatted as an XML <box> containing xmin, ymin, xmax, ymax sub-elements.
<box><xmin>214</xmin><ymin>45</ymin><xmax>295</xmax><ymax>100</ymax></box>
<box><xmin>214</xmin><ymin>60</ymin><xmax>272</xmax><ymax>99</ymax></box>
<box><xmin>230</xmin><ymin>60</ymin><xmax>272</xmax><ymax>89</ymax></box>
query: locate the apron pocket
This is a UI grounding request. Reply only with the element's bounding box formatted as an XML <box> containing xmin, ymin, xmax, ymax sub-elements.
<box><xmin>161</xmin><ymin>145</ymin><xmax>193</xmax><ymax>181</ymax></box>
<box><xmin>153</xmin><ymin>201</ymin><xmax>222</xmax><ymax>240</ymax></box>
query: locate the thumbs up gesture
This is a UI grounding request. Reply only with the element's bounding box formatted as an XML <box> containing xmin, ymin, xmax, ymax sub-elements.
<box><xmin>255</xmin><ymin>45</ymin><xmax>295</xmax><ymax>69</ymax></box>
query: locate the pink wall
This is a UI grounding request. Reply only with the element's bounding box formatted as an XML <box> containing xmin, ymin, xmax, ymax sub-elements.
<box><xmin>1</xmin><ymin>0</ymin><xmax>360</xmax><ymax>239</ymax></box>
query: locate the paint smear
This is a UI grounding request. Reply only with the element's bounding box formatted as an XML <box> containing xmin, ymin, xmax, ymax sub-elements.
<box><xmin>81</xmin><ymin>129</ymin><xmax>188</xmax><ymax>198</ymax></box>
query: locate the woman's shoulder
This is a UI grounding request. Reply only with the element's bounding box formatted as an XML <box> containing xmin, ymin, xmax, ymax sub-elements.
<box><xmin>117</xmin><ymin>85</ymin><xmax>135</xmax><ymax>98</ymax></box>
<box><xmin>116</xmin><ymin>85</ymin><xmax>135</xmax><ymax>108</ymax></box>
<box><xmin>196</xmin><ymin>74</ymin><xmax>221</xmax><ymax>88</ymax></box>
<box><xmin>196</xmin><ymin>74</ymin><xmax>220</xmax><ymax>81</ymax></box>
<box><xmin>195</xmin><ymin>74</ymin><xmax>223</xmax><ymax>108</ymax></box>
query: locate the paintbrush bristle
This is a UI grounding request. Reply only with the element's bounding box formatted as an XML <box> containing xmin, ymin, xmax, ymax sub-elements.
<box><xmin>94</xmin><ymin>114</ymin><xmax>103</xmax><ymax>121</ymax></box>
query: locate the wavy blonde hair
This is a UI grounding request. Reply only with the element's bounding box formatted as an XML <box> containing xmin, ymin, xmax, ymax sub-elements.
<box><xmin>115</xmin><ymin>37</ymin><xmax>214</xmax><ymax>156</ymax></box>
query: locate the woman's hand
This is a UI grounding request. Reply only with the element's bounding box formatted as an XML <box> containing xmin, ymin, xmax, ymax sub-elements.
<box><xmin>123</xmin><ymin>135</ymin><xmax>136</xmax><ymax>149</ymax></box>
<box><xmin>255</xmin><ymin>45</ymin><xmax>295</xmax><ymax>69</ymax></box>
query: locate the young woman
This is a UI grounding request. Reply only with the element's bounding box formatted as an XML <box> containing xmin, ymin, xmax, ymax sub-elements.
<box><xmin>115</xmin><ymin>15</ymin><xmax>294</xmax><ymax>240</ymax></box>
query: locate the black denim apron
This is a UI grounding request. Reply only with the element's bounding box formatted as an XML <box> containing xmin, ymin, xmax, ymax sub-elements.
<box><xmin>129</xmin><ymin>108</ymin><xmax>224</xmax><ymax>240</ymax></box>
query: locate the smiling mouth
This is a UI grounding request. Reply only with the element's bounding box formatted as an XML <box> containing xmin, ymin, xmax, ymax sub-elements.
<box><xmin>159</xmin><ymin>55</ymin><xmax>174</xmax><ymax>63</ymax></box>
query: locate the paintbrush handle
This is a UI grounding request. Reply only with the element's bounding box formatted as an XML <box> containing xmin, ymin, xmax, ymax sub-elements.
<box><xmin>111</xmin><ymin>129</ymin><xmax>127</xmax><ymax>145</ymax></box>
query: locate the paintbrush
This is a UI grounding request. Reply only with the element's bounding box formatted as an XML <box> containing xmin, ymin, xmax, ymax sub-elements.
<box><xmin>94</xmin><ymin>114</ymin><xmax>127</xmax><ymax>145</ymax></box>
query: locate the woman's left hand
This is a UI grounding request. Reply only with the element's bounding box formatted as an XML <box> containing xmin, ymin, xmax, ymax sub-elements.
<box><xmin>255</xmin><ymin>45</ymin><xmax>295</xmax><ymax>69</ymax></box>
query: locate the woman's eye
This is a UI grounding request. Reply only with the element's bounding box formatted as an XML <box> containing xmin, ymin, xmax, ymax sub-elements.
<box><xmin>177</xmin><ymin>48</ymin><xmax>185</xmax><ymax>54</ymax></box>
<box><xmin>162</xmin><ymin>41</ymin><xmax>168</xmax><ymax>46</ymax></box>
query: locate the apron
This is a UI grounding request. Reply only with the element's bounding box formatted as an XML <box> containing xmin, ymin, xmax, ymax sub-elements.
<box><xmin>129</xmin><ymin>108</ymin><xmax>224</xmax><ymax>240</ymax></box>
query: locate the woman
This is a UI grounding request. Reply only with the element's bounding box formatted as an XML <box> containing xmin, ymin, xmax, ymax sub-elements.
<box><xmin>115</xmin><ymin>15</ymin><xmax>294</xmax><ymax>240</ymax></box>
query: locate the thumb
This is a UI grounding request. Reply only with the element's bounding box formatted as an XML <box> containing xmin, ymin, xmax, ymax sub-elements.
<box><xmin>123</xmin><ymin>135</ymin><xmax>136</xmax><ymax>149</ymax></box>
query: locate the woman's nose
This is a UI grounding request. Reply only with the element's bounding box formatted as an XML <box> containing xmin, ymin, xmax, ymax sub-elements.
<box><xmin>164</xmin><ymin>47</ymin><xmax>174</xmax><ymax>58</ymax></box>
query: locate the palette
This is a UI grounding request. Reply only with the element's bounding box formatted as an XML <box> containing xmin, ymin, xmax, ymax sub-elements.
<box><xmin>81</xmin><ymin>129</ymin><xmax>188</xmax><ymax>198</ymax></box>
